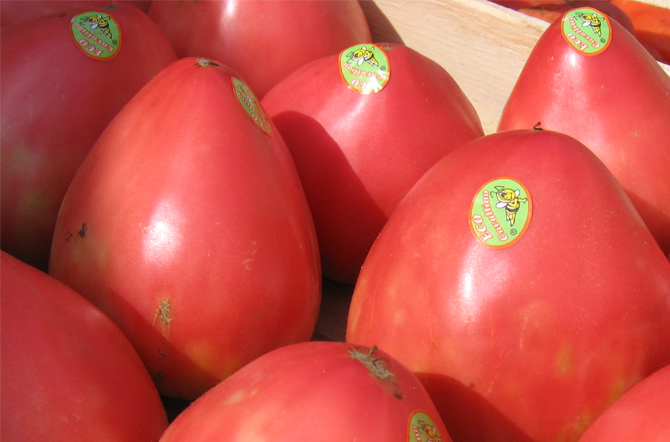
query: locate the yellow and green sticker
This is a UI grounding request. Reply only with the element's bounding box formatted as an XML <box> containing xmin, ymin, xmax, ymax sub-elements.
<box><xmin>561</xmin><ymin>7</ymin><xmax>612</xmax><ymax>56</ymax></box>
<box><xmin>232</xmin><ymin>77</ymin><xmax>273</xmax><ymax>136</ymax></box>
<box><xmin>70</xmin><ymin>11</ymin><xmax>122</xmax><ymax>60</ymax></box>
<box><xmin>339</xmin><ymin>44</ymin><xmax>390</xmax><ymax>94</ymax></box>
<box><xmin>408</xmin><ymin>411</ymin><xmax>444</xmax><ymax>442</ymax></box>
<box><xmin>470</xmin><ymin>177</ymin><xmax>532</xmax><ymax>249</ymax></box>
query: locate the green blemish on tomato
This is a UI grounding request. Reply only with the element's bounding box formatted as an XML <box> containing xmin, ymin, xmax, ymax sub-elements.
<box><xmin>10</xmin><ymin>144</ymin><xmax>37</xmax><ymax>172</ymax></box>
<box><xmin>608</xmin><ymin>377</ymin><xmax>627</xmax><ymax>405</ymax></box>
<box><xmin>556</xmin><ymin>344</ymin><xmax>575</xmax><ymax>376</ymax></box>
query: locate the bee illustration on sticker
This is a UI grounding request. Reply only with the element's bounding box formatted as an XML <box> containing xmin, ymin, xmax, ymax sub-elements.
<box><xmin>81</xmin><ymin>13</ymin><xmax>113</xmax><ymax>40</ymax></box>
<box><xmin>493</xmin><ymin>186</ymin><xmax>527</xmax><ymax>227</ymax></box>
<box><xmin>346</xmin><ymin>46</ymin><xmax>380</xmax><ymax>67</ymax></box>
<box><xmin>418</xmin><ymin>420</ymin><xmax>443</xmax><ymax>442</ymax></box>
<box><xmin>578</xmin><ymin>11</ymin><xmax>603</xmax><ymax>37</ymax></box>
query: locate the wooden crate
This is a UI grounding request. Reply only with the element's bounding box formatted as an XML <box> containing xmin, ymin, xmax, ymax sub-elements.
<box><xmin>311</xmin><ymin>0</ymin><xmax>670</xmax><ymax>343</ymax></box>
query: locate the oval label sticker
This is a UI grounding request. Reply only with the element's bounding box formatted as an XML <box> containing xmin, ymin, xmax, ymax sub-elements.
<box><xmin>70</xmin><ymin>11</ymin><xmax>122</xmax><ymax>60</ymax></box>
<box><xmin>232</xmin><ymin>77</ymin><xmax>273</xmax><ymax>136</ymax></box>
<box><xmin>470</xmin><ymin>177</ymin><xmax>532</xmax><ymax>249</ymax></box>
<box><xmin>561</xmin><ymin>7</ymin><xmax>612</xmax><ymax>56</ymax></box>
<box><xmin>408</xmin><ymin>411</ymin><xmax>444</xmax><ymax>442</ymax></box>
<box><xmin>339</xmin><ymin>44</ymin><xmax>390</xmax><ymax>94</ymax></box>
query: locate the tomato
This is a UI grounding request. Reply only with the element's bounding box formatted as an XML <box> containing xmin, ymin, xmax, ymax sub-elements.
<box><xmin>0</xmin><ymin>251</ymin><xmax>168</xmax><ymax>441</ymax></box>
<box><xmin>1</xmin><ymin>0</ymin><xmax>152</xmax><ymax>27</ymax></box>
<box><xmin>262</xmin><ymin>43</ymin><xmax>484</xmax><ymax>284</ymax></box>
<box><xmin>578</xmin><ymin>364</ymin><xmax>670</xmax><ymax>441</ymax></box>
<box><xmin>498</xmin><ymin>7</ymin><xmax>670</xmax><ymax>256</ymax></box>
<box><xmin>48</xmin><ymin>57</ymin><xmax>322</xmax><ymax>401</ymax></box>
<box><xmin>346</xmin><ymin>129</ymin><xmax>670</xmax><ymax>442</ymax></box>
<box><xmin>147</xmin><ymin>0</ymin><xmax>371</xmax><ymax>99</ymax></box>
<box><xmin>1</xmin><ymin>3</ymin><xmax>177</xmax><ymax>272</ymax></box>
<box><xmin>159</xmin><ymin>341</ymin><xmax>453</xmax><ymax>442</ymax></box>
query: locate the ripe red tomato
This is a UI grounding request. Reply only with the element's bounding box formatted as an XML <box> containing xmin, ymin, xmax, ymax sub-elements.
<box><xmin>1</xmin><ymin>251</ymin><xmax>168</xmax><ymax>441</ymax></box>
<box><xmin>346</xmin><ymin>129</ymin><xmax>670</xmax><ymax>442</ymax></box>
<box><xmin>147</xmin><ymin>0</ymin><xmax>372</xmax><ymax>98</ymax></box>
<box><xmin>159</xmin><ymin>341</ymin><xmax>453</xmax><ymax>442</ymax></box>
<box><xmin>1</xmin><ymin>3</ymin><xmax>177</xmax><ymax>271</ymax></box>
<box><xmin>262</xmin><ymin>43</ymin><xmax>484</xmax><ymax>284</ymax></box>
<box><xmin>49</xmin><ymin>57</ymin><xmax>322</xmax><ymax>401</ymax></box>
<box><xmin>497</xmin><ymin>7</ymin><xmax>670</xmax><ymax>255</ymax></box>
<box><xmin>1</xmin><ymin>0</ymin><xmax>152</xmax><ymax>27</ymax></box>
<box><xmin>578</xmin><ymin>364</ymin><xmax>670</xmax><ymax>441</ymax></box>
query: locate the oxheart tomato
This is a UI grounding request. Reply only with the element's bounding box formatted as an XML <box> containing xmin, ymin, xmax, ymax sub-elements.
<box><xmin>0</xmin><ymin>251</ymin><xmax>168</xmax><ymax>441</ymax></box>
<box><xmin>346</xmin><ymin>129</ymin><xmax>670</xmax><ymax>442</ymax></box>
<box><xmin>577</xmin><ymin>364</ymin><xmax>670</xmax><ymax>442</ymax></box>
<box><xmin>147</xmin><ymin>0</ymin><xmax>371</xmax><ymax>99</ymax></box>
<box><xmin>48</xmin><ymin>57</ymin><xmax>321</xmax><ymax>402</ymax></box>
<box><xmin>498</xmin><ymin>7</ymin><xmax>670</xmax><ymax>255</ymax></box>
<box><xmin>262</xmin><ymin>43</ymin><xmax>484</xmax><ymax>284</ymax></box>
<box><xmin>1</xmin><ymin>0</ymin><xmax>152</xmax><ymax>27</ymax></box>
<box><xmin>1</xmin><ymin>3</ymin><xmax>176</xmax><ymax>272</ymax></box>
<box><xmin>159</xmin><ymin>341</ymin><xmax>453</xmax><ymax>442</ymax></box>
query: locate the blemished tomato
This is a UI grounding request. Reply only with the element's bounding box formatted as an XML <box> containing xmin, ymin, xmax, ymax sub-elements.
<box><xmin>0</xmin><ymin>0</ymin><xmax>152</xmax><ymax>27</ymax></box>
<box><xmin>346</xmin><ymin>129</ymin><xmax>670</xmax><ymax>442</ymax></box>
<box><xmin>262</xmin><ymin>42</ymin><xmax>484</xmax><ymax>284</ymax></box>
<box><xmin>147</xmin><ymin>0</ymin><xmax>372</xmax><ymax>99</ymax></box>
<box><xmin>497</xmin><ymin>6</ymin><xmax>670</xmax><ymax>255</ymax></box>
<box><xmin>1</xmin><ymin>3</ymin><xmax>177</xmax><ymax>272</ymax></box>
<box><xmin>578</xmin><ymin>364</ymin><xmax>670</xmax><ymax>442</ymax></box>
<box><xmin>0</xmin><ymin>251</ymin><xmax>168</xmax><ymax>441</ymax></box>
<box><xmin>159</xmin><ymin>341</ymin><xmax>453</xmax><ymax>442</ymax></box>
<box><xmin>48</xmin><ymin>57</ymin><xmax>322</xmax><ymax>401</ymax></box>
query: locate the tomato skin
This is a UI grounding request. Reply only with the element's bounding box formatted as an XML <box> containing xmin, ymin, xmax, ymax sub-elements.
<box><xmin>262</xmin><ymin>43</ymin><xmax>484</xmax><ymax>284</ymax></box>
<box><xmin>159</xmin><ymin>341</ymin><xmax>453</xmax><ymax>442</ymax></box>
<box><xmin>346</xmin><ymin>130</ymin><xmax>670</xmax><ymax>442</ymax></box>
<box><xmin>147</xmin><ymin>0</ymin><xmax>371</xmax><ymax>99</ymax></box>
<box><xmin>1</xmin><ymin>3</ymin><xmax>177</xmax><ymax>272</ymax></box>
<box><xmin>497</xmin><ymin>10</ymin><xmax>670</xmax><ymax>255</ymax></box>
<box><xmin>48</xmin><ymin>57</ymin><xmax>322</xmax><ymax>401</ymax></box>
<box><xmin>0</xmin><ymin>251</ymin><xmax>168</xmax><ymax>441</ymax></box>
<box><xmin>578</xmin><ymin>364</ymin><xmax>670</xmax><ymax>442</ymax></box>
<box><xmin>1</xmin><ymin>0</ymin><xmax>152</xmax><ymax>27</ymax></box>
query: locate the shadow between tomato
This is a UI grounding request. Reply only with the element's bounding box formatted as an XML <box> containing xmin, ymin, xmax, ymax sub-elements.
<box><xmin>415</xmin><ymin>372</ymin><xmax>535</xmax><ymax>442</ymax></box>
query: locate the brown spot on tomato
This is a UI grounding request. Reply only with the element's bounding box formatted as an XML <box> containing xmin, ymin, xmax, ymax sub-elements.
<box><xmin>153</xmin><ymin>299</ymin><xmax>172</xmax><ymax>339</ymax></box>
<box><xmin>77</xmin><ymin>223</ymin><xmax>87</xmax><ymax>238</ymax></box>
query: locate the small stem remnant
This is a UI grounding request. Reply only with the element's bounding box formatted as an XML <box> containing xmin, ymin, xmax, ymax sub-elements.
<box><xmin>533</xmin><ymin>121</ymin><xmax>544</xmax><ymax>131</ymax></box>
<box><xmin>196</xmin><ymin>58</ymin><xmax>220</xmax><ymax>68</ymax></box>
<box><xmin>349</xmin><ymin>345</ymin><xmax>393</xmax><ymax>380</ymax></box>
